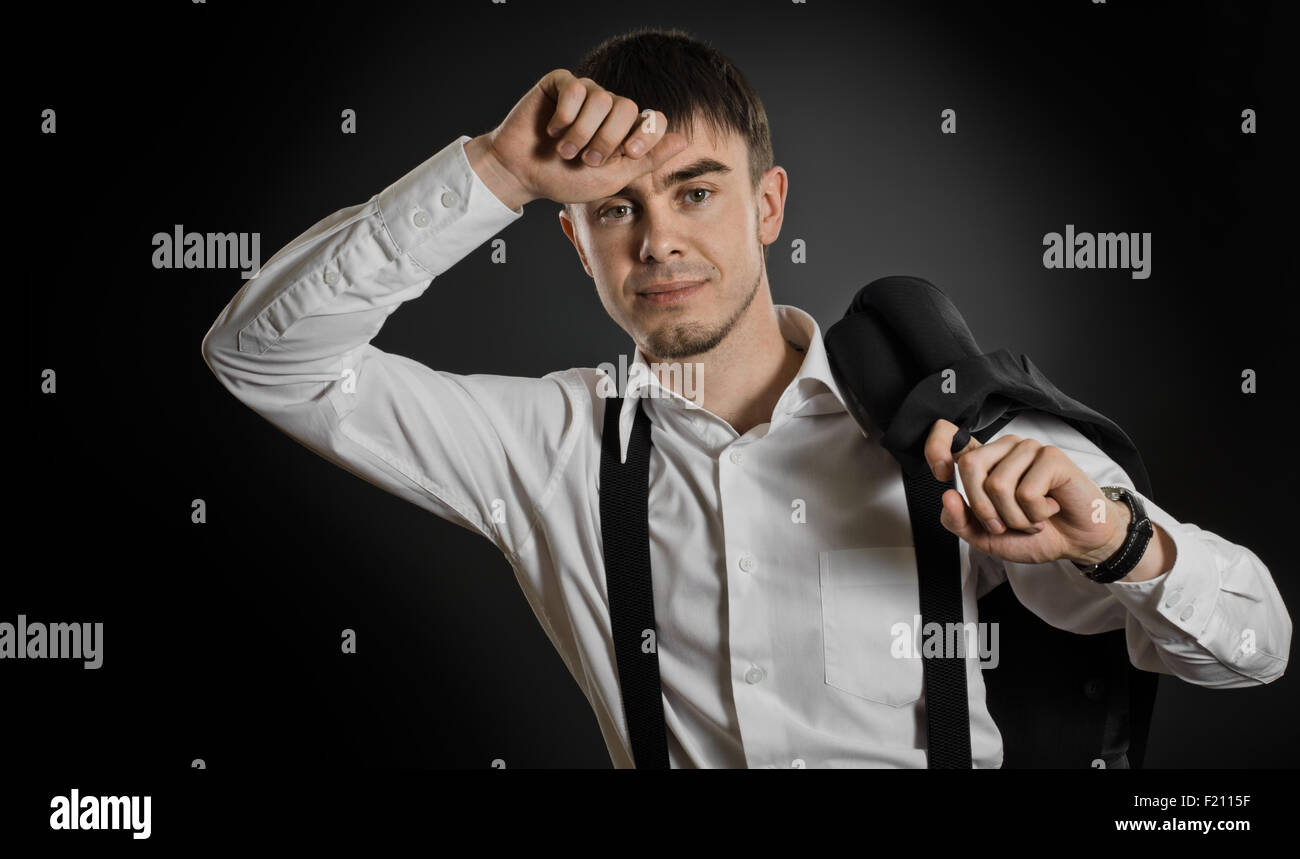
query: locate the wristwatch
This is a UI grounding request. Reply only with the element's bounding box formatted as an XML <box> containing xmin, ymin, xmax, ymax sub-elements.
<box><xmin>1072</xmin><ymin>485</ymin><xmax>1154</xmax><ymax>583</ymax></box>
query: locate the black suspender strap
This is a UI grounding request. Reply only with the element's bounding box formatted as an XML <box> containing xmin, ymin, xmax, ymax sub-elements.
<box><xmin>598</xmin><ymin>393</ymin><xmax>670</xmax><ymax>769</ymax></box>
<box><xmin>598</xmin><ymin>390</ymin><xmax>972</xmax><ymax>768</ymax></box>
<box><xmin>901</xmin><ymin>465</ymin><xmax>973</xmax><ymax>768</ymax></box>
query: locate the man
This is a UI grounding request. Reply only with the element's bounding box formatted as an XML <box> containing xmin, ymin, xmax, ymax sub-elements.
<box><xmin>201</xmin><ymin>27</ymin><xmax>1290</xmax><ymax>768</ymax></box>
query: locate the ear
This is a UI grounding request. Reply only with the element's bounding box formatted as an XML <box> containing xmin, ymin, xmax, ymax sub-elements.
<box><xmin>558</xmin><ymin>207</ymin><xmax>595</xmax><ymax>279</ymax></box>
<box><xmin>755</xmin><ymin>165</ymin><xmax>788</xmax><ymax>253</ymax></box>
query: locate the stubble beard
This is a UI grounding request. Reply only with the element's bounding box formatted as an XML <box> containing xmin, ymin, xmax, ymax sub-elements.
<box><xmin>642</xmin><ymin>257</ymin><xmax>764</xmax><ymax>362</ymax></box>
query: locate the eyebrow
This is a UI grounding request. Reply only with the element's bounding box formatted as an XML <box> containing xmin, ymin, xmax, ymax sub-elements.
<box><xmin>599</xmin><ymin>158</ymin><xmax>733</xmax><ymax>203</ymax></box>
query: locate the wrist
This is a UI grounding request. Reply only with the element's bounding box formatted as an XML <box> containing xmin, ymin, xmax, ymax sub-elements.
<box><xmin>1115</xmin><ymin>521</ymin><xmax>1175</xmax><ymax>582</ymax></box>
<box><xmin>1074</xmin><ymin>496</ymin><xmax>1131</xmax><ymax>567</ymax></box>
<box><xmin>465</xmin><ymin>134</ymin><xmax>533</xmax><ymax>212</ymax></box>
<box><xmin>1070</xmin><ymin>486</ymin><xmax>1158</xmax><ymax>583</ymax></box>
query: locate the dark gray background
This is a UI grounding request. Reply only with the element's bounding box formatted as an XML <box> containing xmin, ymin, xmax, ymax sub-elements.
<box><xmin>20</xmin><ymin>0</ymin><xmax>1294</xmax><ymax>772</ymax></box>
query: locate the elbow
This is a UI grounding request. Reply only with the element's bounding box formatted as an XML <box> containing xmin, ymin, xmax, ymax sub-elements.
<box><xmin>1248</xmin><ymin>604</ymin><xmax>1293</xmax><ymax>686</ymax></box>
<box><xmin>200</xmin><ymin>321</ymin><xmax>232</xmax><ymax>386</ymax></box>
<box><xmin>1265</xmin><ymin>616</ymin><xmax>1293</xmax><ymax>684</ymax></box>
<box><xmin>199</xmin><ymin>314</ymin><xmax>252</xmax><ymax>402</ymax></box>
<box><xmin>199</xmin><ymin>324</ymin><xmax>219</xmax><ymax>374</ymax></box>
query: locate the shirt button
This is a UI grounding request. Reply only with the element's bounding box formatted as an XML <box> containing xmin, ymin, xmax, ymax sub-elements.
<box><xmin>440</xmin><ymin>189</ymin><xmax>460</xmax><ymax>208</ymax></box>
<box><xmin>1180</xmin><ymin>605</ymin><xmax>1195</xmax><ymax>621</ymax></box>
<box><xmin>745</xmin><ymin>665</ymin><xmax>765</xmax><ymax>684</ymax></box>
<box><xmin>738</xmin><ymin>554</ymin><xmax>756</xmax><ymax>573</ymax></box>
<box><xmin>729</xmin><ymin>449</ymin><xmax>744</xmax><ymax>465</ymax></box>
<box><xmin>412</xmin><ymin>209</ymin><xmax>430</xmax><ymax>228</ymax></box>
<box><xmin>323</xmin><ymin>271</ymin><xmax>339</xmax><ymax>286</ymax></box>
<box><xmin>1163</xmin><ymin>588</ymin><xmax>1182</xmax><ymax>608</ymax></box>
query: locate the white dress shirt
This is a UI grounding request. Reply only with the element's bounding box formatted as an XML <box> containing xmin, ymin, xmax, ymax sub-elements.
<box><xmin>201</xmin><ymin>135</ymin><xmax>1292</xmax><ymax>768</ymax></box>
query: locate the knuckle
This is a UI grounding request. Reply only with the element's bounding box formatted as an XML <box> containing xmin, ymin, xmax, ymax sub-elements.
<box><xmin>559</xmin><ymin>85</ymin><xmax>585</xmax><ymax>110</ymax></box>
<box><xmin>1014</xmin><ymin>485</ymin><xmax>1037</xmax><ymax>505</ymax></box>
<box><xmin>985</xmin><ymin>477</ymin><xmax>1013</xmax><ymax>497</ymax></box>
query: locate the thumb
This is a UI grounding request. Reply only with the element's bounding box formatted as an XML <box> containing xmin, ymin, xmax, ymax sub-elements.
<box><xmin>939</xmin><ymin>488</ymin><xmax>982</xmax><ymax>544</ymax></box>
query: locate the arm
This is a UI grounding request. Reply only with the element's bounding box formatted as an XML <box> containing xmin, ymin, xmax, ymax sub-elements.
<box><xmin>202</xmin><ymin>69</ymin><xmax>689</xmax><ymax>560</ymax></box>
<box><xmin>966</xmin><ymin>410</ymin><xmax>1291</xmax><ymax>688</ymax></box>
<box><xmin>200</xmin><ymin>135</ymin><xmax>578</xmax><ymax>559</ymax></box>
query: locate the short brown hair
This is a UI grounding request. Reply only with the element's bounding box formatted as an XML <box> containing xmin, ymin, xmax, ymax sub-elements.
<box><xmin>563</xmin><ymin>27</ymin><xmax>776</xmax><ymax>258</ymax></box>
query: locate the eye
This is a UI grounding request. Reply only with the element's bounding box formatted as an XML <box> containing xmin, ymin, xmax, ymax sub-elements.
<box><xmin>598</xmin><ymin>187</ymin><xmax>714</xmax><ymax>222</ymax></box>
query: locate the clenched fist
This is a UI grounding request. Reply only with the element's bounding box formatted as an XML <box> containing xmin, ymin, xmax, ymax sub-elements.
<box><xmin>465</xmin><ymin>68</ymin><xmax>690</xmax><ymax>210</ymax></box>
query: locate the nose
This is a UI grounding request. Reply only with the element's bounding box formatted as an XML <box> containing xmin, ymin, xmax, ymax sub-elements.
<box><xmin>638</xmin><ymin>203</ymin><xmax>688</xmax><ymax>264</ymax></box>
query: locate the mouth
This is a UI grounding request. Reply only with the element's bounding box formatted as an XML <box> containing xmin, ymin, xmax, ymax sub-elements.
<box><xmin>636</xmin><ymin>280</ymin><xmax>706</xmax><ymax>307</ymax></box>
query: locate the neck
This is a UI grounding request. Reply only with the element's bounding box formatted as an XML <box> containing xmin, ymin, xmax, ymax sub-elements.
<box><xmin>645</xmin><ymin>283</ymin><xmax>805</xmax><ymax>437</ymax></box>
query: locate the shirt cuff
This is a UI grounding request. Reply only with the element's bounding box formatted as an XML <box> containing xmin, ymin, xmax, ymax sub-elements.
<box><xmin>376</xmin><ymin>134</ymin><xmax>524</xmax><ymax>276</ymax></box>
<box><xmin>1102</xmin><ymin>487</ymin><xmax>1219</xmax><ymax>642</ymax></box>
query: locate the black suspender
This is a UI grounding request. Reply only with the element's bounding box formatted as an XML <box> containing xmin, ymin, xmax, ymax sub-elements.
<box><xmin>598</xmin><ymin>393</ymin><xmax>670</xmax><ymax>768</ymax></box>
<box><xmin>901</xmin><ymin>466</ymin><xmax>973</xmax><ymax>768</ymax></box>
<box><xmin>598</xmin><ymin>392</ymin><xmax>973</xmax><ymax>768</ymax></box>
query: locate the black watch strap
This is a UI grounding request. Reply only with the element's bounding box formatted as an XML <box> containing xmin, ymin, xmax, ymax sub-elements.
<box><xmin>1073</xmin><ymin>486</ymin><xmax>1154</xmax><ymax>583</ymax></box>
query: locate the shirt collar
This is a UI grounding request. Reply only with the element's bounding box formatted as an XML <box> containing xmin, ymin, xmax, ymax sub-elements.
<box><xmin>607</xmin><ymin>304</ymin><xmax>864</xmax><ymax>464</ymax></box>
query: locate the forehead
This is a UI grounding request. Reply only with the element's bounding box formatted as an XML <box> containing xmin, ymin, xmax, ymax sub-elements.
<box><xmin>622</xmin><ymin>124</ymin><xmax>746</xmax><ymax>196</ymax></box>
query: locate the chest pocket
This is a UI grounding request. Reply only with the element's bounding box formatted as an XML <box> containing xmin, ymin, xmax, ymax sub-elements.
<box><xmin>819</xmin><ymin>546</ymin><xmax>924</xmax><ymax>707</ymax></box>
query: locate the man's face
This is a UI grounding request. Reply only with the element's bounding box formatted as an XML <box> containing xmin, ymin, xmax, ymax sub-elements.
<box><xmin>559</xmin><ymin>122</ymin><xmax>786</xmax><ymax>362</ymax></box>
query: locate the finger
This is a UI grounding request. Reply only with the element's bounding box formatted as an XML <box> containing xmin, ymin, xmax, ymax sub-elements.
<box><xmin>621</xmin><ymin>108</ymin><xmax>666</xmax><ymax>158</ymax></box>
<box><xmin>955</xmin><ymin>434</ymin><xmax>1022</xmax><ymax>534</ymax></box>
<box><xmin>939</xmin><ymin>488</ymin><xmax>990</xmax><ymax>551</ymax></box>
<box><xmin>925</xmin><ymin>419</ymin><xmax>958</xmax><ymax>480</ymax></box>
<box><xmin>557</xmin><ymin>83</ymin><xmax>613</xmax><ymax>161</ymax></box>
<box><xmin>926</xmin><ymin>418</ymin><xmax>981</xmax><ymax>481</ymax></box>
<box><xmin>541</xmin><ymin>70</ymin><xmax>587</xmax><ymax>137</ymax></box>
<box><xmin>633</xmin><ymin>130</ymin><xmax>689</xmax><ymax>176</ymax></box>
<box><xmin>983</xmin><ymin>438</ymin><xmax>1047</xmax><ymax>532</ymax></box>
<box><xmin>582</xmin><ymin>96</ymin><xmax>641</xmax><ymax>167</ymax></box>
<box><xmin>1013</xmin><ymin>446</ymin><xmax>1065</xmax><ymax>524</ymax></box>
